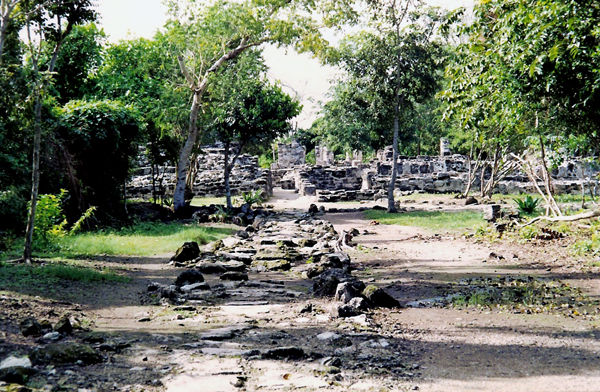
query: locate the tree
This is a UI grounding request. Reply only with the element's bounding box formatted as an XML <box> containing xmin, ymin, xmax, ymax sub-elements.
<box><xmin>53</xmin><ymin>99</ymin><xmax>143</xmax><ymax>219</ymax></box>
<box><xmin>22</xmin><ymin>0</ymin><xmax>96</xmax><ymax>262</ymax></box>
<box><xmin>163</xmin><ymin>0</ymin><xmax>356</xmax><ymax>213</ymax></box>
<box><xmin>95</xmin><ymin>35</ymin><xmax>187</xmax><ymax>203</ymax></box>
<box><xmin>52</xmin><ymin>22</ymin><xmax>105</xmax><ymax>103</ymax></box>
<box><xmin>442</xmin><ymin>0</ymin><xmax>600</xmax><ymax>211</ymax></box>
<box><xmin>206</xmin><ymin>51</ymin><xmax>300</xmax><ymax>208</ymax></box>
<box><xmin>322</xmin><ymin>1</ymin><xmax>446</xmax><ymax>212</ymax></box>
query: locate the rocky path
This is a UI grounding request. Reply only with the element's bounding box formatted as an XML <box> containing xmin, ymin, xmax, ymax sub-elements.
<box><xmin>3</xmin><ymin>192</ymin><xmax>600</xmax><ymax>392</ymax></box>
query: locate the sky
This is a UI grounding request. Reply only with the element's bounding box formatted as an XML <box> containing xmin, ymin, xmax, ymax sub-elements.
<box><xmin>95</xmin><ymin>0</ymin><xmax>474</xmax><ymax>128</ymax></box>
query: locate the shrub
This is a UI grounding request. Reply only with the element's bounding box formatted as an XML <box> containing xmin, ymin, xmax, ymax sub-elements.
<box><xmin>514</xmin><ymin>195</ymin><xmax>540</xmax><ymax>215</ymax></box>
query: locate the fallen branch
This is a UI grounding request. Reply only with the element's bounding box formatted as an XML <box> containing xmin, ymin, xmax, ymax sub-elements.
<box><xmin>519</xmin><ymin>210</ymin><xmax>600</xmax><ymax>227</ymax></box>
<box><xmin>334</xmin><ymin>230</ymin><xmax>353</xmax><ymax>252</ymax></box>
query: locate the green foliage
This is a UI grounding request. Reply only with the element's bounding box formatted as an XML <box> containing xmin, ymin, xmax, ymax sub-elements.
<box><xmin>237</xmin><ymin>189</ymin><xmax>264</xmax><ymax>207</ymax></box>
<box><xmin>52</xmin><ymin>23</ymin><xmax>106</xmax><ymax>104</ymax></box>
<box><xmin>29</xmin><ymin>189</ymin><xmax>97</xmax><ymax>251</ymax></box>
<box><xmin>363</xmin><ymin>210</ymin><xmax>485</xmax><ymax>233</ymax></box>
<box><xmin>258</xmin><ymin>153</ymin><xmax>274</xmax><ymax>168</ymax></box>
<box><xmin>313</xmin><ymin>6</ymin><xmax>447</xmax><ymax>156</ymax></box>
<box><xmin>32</xmin><ymin>190</ymin><xmax>68</xmax><ymax>247</ymax></box>
<box><xmin>55</xmin><ymin>99</ymin><xmax>143</xmax><ymax>219</ymax></box>
<box><xmin>0</xmin><ymin>187</ymin><xmax>27</xmax><ymax>237</ymax></box>
<box><xmin>514</xmin><ymin>195</ymin><xmax>541</xmax><ymax>216</ymax></box>
<box><xmin>518</xmin><ymin>225</ymin><xmax>541</xmax><ymax>241</ymax></box>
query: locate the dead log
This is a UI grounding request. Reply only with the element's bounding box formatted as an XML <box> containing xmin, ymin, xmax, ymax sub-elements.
<box><xmin>520</xmin><ymin>210</ymin><xmax>600</xmax><ymax>227</ymax></box>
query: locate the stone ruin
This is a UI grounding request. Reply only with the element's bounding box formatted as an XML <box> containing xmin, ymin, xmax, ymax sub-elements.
<box><xmin>269</xmin><ymin>139</ymin><xmax>600</xmax><ymax>203</ymax></box>
<box><xmin>127</xmin><ymin>138</ymin><xmax>600</xmax><ymax>203</ymax></box>
<box><xmin>127</xmin><ymin>143</ymin><xmax>271</xmax><ymax>201</ymax></box>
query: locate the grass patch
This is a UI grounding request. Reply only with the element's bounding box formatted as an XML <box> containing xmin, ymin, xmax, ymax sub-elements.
<box><xmin>449</xmin><ymin>276</ymin><xmax>597</xmax><ymax>316</ymax></box>
<box><xmin>0</xmin><ymin>261</ymin><xmax>130</xmax><ymax>290</ymax></box>
<box><xmin>363</xmin><ymin>210</ymin><xmax>485</xmax><ymax>233</ymax></box>
<box><xmin>52</xmin><ymin>222</ymin><xmax>233</xmax><ymax>257</ymax></box>
<box><xmin>190</xmin><ymin>196</ymin><xmax>226</xmax><ymax>207</ymax></box>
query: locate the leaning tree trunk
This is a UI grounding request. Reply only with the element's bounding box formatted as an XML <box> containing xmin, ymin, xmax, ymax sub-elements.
<box><xmin>172</xmin><ymin>38</ymin><xmax>261</xmax><ymax>213</ymax></box>
<box><xmin>23</xmin><ymin>21</ymin><xmax>66</xmax><ymax>263</ymax></box>
<box><xmin>173</xmin><ymin>91</ymin><xmax>200</xmax><ymax>211</ymax></box>
<box><xmin>23</xmin><ymin>96</ymin><xmax>42</xmax><ymax>263</ymax></box>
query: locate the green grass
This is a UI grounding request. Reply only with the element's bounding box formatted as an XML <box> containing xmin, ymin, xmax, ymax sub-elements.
<box><xmin>190</xmin><ymin>196</ymin><xmax>226</xmax><ymax>207</ymax></box>
<box><xmin>52</xmin><ymin>222</ymin><xmax>233</xmax><ymax>257</ymax></box>
<box><xmin>363</xmin><ymin>210</ymin><xmax>486</xmax><ymax>233</ymax></box>
<box><xmin>0</xmin><ymin>261</ymin><xmax>130</xmax><ymax>288</ymax></box>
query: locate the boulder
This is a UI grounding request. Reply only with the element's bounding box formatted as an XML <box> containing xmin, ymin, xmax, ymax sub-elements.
<box><xmin>19</xmin><ymin>317</ymin><xmax>41</xmax><ymax>337</ymax></box>
<box><xmin>171</xmin><ymin>241</ymin><xmax>201</xmax><ymax>262</ymax></box>
<box><xmin>220</xmin><ymin>271</ymin><xmax>249</xmax><ymax>281</ymax></box>
<box><xmin>29</xmin><ymin>343</ymin><xmax>102</xmax><ymax>366</ymax></box>
<box><xmin>174</xmin><ymin>269</ymin><xmax>204</xmax><ymax>287</ymax></box>
<box><xmin>465</xmin><ymin>196</ymin><xmax>478</xmax><ymax>206</ymax></box>
<box><xmin>180</xmin><ymin>282</ymin><xmax>210</xmax><ymax>292</ymax></box>
<box><xmin>252</xmin><ymin>259</ymin><xmax>291</xmax><ymax>271</ymax></box>
<box><xmin>334</xmin><ymin>282</ymin><xmax>360</xmax><ymax>304</ymax></box>
<box><xmin>483</xmin><ymin>204</ymin><xmax>501</xmax><ymax>222</ymax></box>
<box><xmin>313</xmin><ymin>268</ymin><xmax>365</xmax><ymax>298</ymax></box>
<box><xmin>330</xmin><ymin>304</ymin><xmax>359</xmax><ymax>318</ymax></box>
<box><xmin>262</xmin><ymin>347</ymin><xmax>305</xmax><ymax>360</ymax></box>
<box><xmin>347</xmin><ymin>297</ymin><xmax>370</xmax><ymax>310</ymax></box>
<box><xmin>196</xmin><ymin>262</ymin><xmax>227</xmax><ymax>274</ymax></box>
<box><xmin>53</xmin><ymin>316</ymin><xmax>72</xmax><ymax>335</ymax></box>
<box><xmin>362</xmin><ymin>285</ymin><xmax>400</xmax><ymax>308</ymax></box>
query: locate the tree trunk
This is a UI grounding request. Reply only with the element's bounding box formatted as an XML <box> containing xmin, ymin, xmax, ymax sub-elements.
<box><xmin>224</xmin><ymin>140</ymin><xmax>232</xmax><ymax>209</ymax></box>
<box><xmin>173</xmin><ymin>91</ymin><xmax>200</xmax><ymax>211</ymax></box>
<box><xmin>387</xmin><ymin>95</ymin><xmax>403</xmax><ymax>213</ymax></box>
<box><xmin>23</xmin><ymin>95</ymin><xmax>42</xmax><ymax>263</ymax></box>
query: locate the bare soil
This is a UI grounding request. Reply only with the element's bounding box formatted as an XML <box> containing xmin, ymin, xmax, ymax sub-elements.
<box><xmin>2</xmin><ymin>189</ymin><xmax>600</xmax><ymax>392</ymax></box>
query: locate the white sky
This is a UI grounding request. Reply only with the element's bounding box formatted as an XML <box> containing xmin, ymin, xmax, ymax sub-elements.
<box><xmin>95</xmin><ymin>0</ymin><xmax>474</xmax><ymax>128</ymax></box>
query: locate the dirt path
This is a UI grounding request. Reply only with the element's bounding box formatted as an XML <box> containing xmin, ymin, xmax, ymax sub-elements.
<box><xmin>325</xmin><ymin>209</ymin><xmax>600</xmax><ymax>392</ymax></box>
<box><xmin>4</xmin><ymin>190</ymin><xmax>600</xmax><ymax>392</ymax></box>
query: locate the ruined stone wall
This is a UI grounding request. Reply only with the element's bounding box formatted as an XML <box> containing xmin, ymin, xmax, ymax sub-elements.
<box><xmin>270</xmin><ymin>151</ymin><xmax>599</xmax><ymax>202</ymax></box>
<box><xmin>127</xmin><ymin>144</ymin><xmax>272</xmax><ymax>200</ymax></box>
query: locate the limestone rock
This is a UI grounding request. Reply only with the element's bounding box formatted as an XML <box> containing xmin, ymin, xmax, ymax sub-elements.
<box><xmin>362</xmin><ymin>285</ymin><xmax>400</xmax><ymax>308</ymax></box>
<box><xmin>171</xmin><ymin>241</ymin><xmax>200</xmax><ymax>262</ymax></box>
<box><xmin>313</xmin><ymin>268</ymin><xmax>365</xmax><ymax>298</ymax></box>
<box><xmin>330</xmin><ymin>303</ymin><xmax>359</xmax><ymax>318</ymax></box>
<box><xmin>465</xmin><ymin>196</ymin><xmax>478</xmax><ymax>205</ymax></box>
<box><xmin>262</xmin><ymin>347</ymin><xmax>305</xmax><ymax>360</ymax></box>
<box><xmin>252</xmin><ymin>259</ymin><xmax>291</xmax><ymax>271</ymax></box>
<box><xmin>220</xmin><ymin>271</ymin><xmax>249</xmax><ymax>281</ymax></box>
<box><xmin>19</xmin><ymin>317</ymin><xmax>41</xmax><ymax>337</ymax></box>
<box><xmin>180</xmin><ymin>282</ymin><xmax>210</xmax><ymax>292</ymax></box>
<box><xmin>334</xmin><ymin>282</ymin><xmax>360</xmax><ymax>304</ymax></box>
<box><xmin>53</xmin><ymin>316</ymin><xmax>72</xmax><ymax>335</ymax></box>
<box><xmin>174</xmin><ymin>269</ymin><xmax>204</xmax><ymax>287</ymax></box>
<box><xmin>29</xmin><ymin>343</ymin><xmax>102</xmax><ymax>366</ymax></box>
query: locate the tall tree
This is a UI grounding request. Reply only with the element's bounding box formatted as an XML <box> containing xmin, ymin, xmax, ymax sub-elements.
<box><xmin>206</xmin><ymin>51</ymin><xmax>300</xmax><ymax>208</ymax></box>
<box><xmin>322</xmin><ymin>1</ymin><xmax>446</xmax><ymax>212</ymax></box>
<box><xmin>443</xmin><ymin>0</ymin><xmax>600</xmax><ymax>209</ymax></box>
<box><xmin>22</xmin><ymin>0</ymin><xmax>96</xmax><ymax>262</ymax></box>
<box><xmin>164</xmin><ymin>0</ymin><xmax>356</xmax><ymax>213</ymax></box>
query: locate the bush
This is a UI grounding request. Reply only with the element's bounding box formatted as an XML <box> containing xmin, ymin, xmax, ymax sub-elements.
<box><xmin>514</xmin><ymin>195</ymin><xmax>540</xmax><ymax>215</ymax></box>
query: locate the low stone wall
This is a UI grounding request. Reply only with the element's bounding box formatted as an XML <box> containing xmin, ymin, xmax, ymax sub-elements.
<box><xmin>271</xmin><ymin>154</ymin><xmax>599</xmax><ymax>201</ymax></box>
<box><xmin>127</xmin><ymin>145</ymin><xmax>272</xmax><ymax>200</ymax></box>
